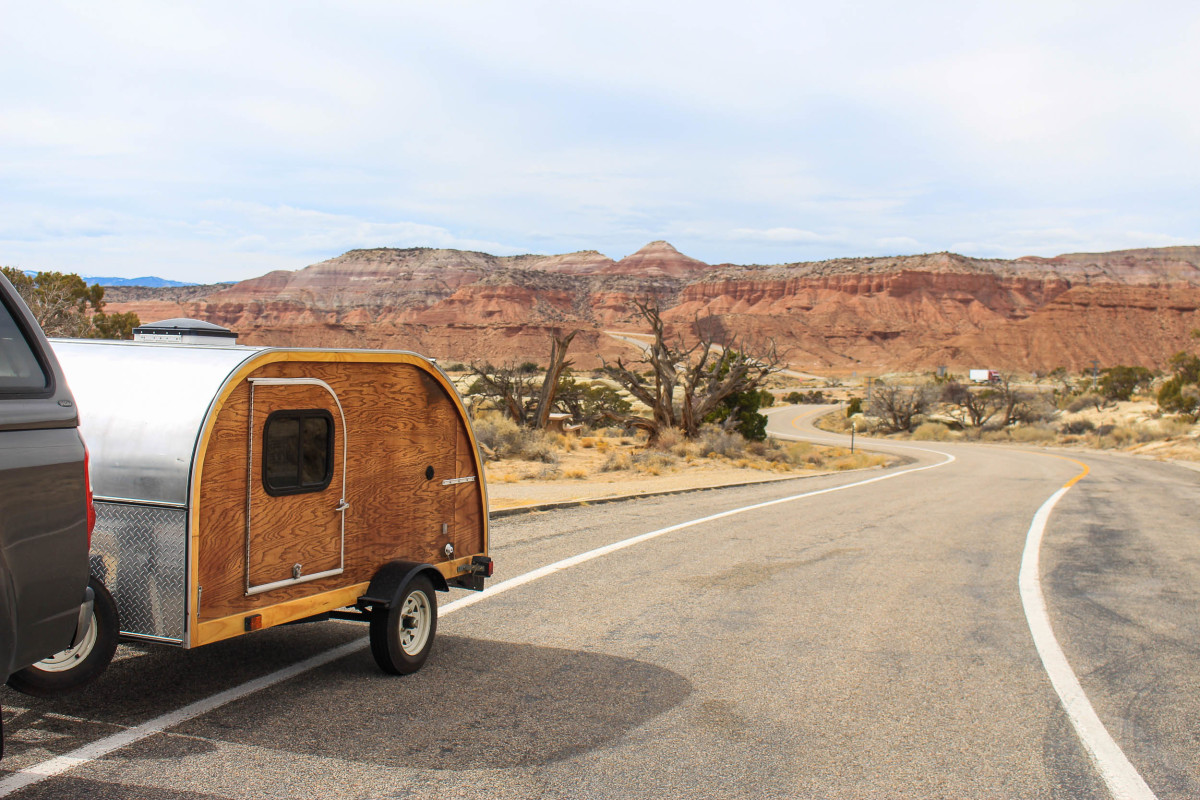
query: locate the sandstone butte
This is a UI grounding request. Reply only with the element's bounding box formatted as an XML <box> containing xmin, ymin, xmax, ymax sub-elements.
<box><xmin>103</xmin><ymin>241</ymin><xmax>1200</xmax><ymax>374</ymax></box>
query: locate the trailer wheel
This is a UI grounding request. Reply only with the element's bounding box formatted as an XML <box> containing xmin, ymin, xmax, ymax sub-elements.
<box><xmin>369</xmin><ymin>574</ymin><xmax>437</xmax><ymax>675</ymax></box>
<box><xmin>8</xmin><ymin>576</ymin><xmax>119</xmax><ymax>698</ymax></box>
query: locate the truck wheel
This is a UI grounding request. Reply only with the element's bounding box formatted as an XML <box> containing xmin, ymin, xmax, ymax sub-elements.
<box><xmin>7</xmin><ymin>576</ymin><xmax>119</xmax><ymax>698</ymax></box>
<box><xmin>369</xmin><ymin>574</ymin><xmax>437</xmax><ymax>675</ymax></box>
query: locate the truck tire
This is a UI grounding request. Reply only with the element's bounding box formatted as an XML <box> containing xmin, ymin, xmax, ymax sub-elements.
<box><xmin>369</xmin><ymin>574</ymin><xmax>437</xmax><ymax>675</ymax></box>
<box><xmin>7</xmin><ymin>576</ymin><xmax>119</xmax><ymax>697</ymax></box>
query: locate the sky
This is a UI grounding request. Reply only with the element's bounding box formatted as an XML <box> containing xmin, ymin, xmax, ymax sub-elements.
<box><xmin>2</xmin><ymin>1</ymin><xmax>1198</xmax><ymax>282</ymax></box>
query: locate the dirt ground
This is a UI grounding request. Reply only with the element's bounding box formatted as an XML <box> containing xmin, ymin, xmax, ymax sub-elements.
<box><xmin>485</xmin><ymin>461</ymin><xmax>835</xmax><ymax>510</ymax></box>
<box><xmin>482</xmin><ymin>431</ymin><xmax>882</xmax><ymax>511</ymax></box>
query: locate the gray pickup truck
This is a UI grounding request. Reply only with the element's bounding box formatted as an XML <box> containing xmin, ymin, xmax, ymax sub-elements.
<box><xmin>0</xmin><ymin>272</ymin><xmax>105</xmax><ymax>757</ymax></box>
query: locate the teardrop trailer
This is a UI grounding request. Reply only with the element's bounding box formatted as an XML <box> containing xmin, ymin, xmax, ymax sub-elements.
<box><xmin>17</xmin><ymin>333</ymin><xmax>492</xmax><ymax>695</ymax></box>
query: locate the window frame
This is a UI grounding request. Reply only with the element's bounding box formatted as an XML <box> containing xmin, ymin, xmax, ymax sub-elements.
<box><xmin>0</xmin><ymin>288</ymin><xmax>53</xmax><ymax>398</ymax></box>
<box><xmin>261</xmin><ymin>408</ymin><xmax>335</xmax><ymax>497</ymax></box>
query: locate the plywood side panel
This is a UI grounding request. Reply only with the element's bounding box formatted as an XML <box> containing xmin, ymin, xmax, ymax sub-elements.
<box><xmin>454</xmin><ymin>417</ymin><xmax>485</xmax><ymax>556</ymax></box>
<box><xmin>195</xmin><ymin>357</ymin><xmax>485</xmax><ymax>623</ymax></box>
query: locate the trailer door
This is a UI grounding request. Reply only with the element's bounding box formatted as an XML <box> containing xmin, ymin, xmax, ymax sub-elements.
<box><xmin>244</xmin><ymin>378</ymin><xmax>347</xmax><ymax>595</ymax></box>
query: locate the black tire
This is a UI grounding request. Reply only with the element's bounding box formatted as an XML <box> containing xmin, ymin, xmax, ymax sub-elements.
<box><xmin>369</xmin><ymin>574</ymin><xmax>437</xmax><ymax>675</ymax></box>
<box><xmin>7</xmin><ymin>576</ymin><xmax>119</xmax><ymax>698</ymax></box>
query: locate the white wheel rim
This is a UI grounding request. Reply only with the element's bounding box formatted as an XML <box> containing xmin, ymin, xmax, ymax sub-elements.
<box><xmin>34</xmin><ymin>612</ymin><xmax>97</xmax><ymax>672</ymax></box>
<box><xmin>398</xmin><ymin>590</ymin><xmax>432</xmax><ymax>656</ymax></box>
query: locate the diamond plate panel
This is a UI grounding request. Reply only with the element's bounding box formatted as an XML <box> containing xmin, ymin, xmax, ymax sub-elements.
<box><xmin>91</xmin><ymin>502</ymin><xmax>186</xmax><ymax>643</ymax></box>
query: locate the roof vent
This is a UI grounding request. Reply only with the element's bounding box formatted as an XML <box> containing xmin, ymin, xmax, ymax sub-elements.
<box><xmin>132</xmin><ymin>318</ymin><xmax>238</xmax><ymax>345</ymax></box>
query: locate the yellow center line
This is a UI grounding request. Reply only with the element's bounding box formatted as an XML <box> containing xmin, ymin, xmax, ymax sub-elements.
<box><xmin>790</xmin><ymin>406</ymin><xmax>827</xmax><ymax>428</ymax></box>
<box><xmin>1022</xmin><ymin>450</ymin><xmax>1091</xmax><ymax>489</ymax></box>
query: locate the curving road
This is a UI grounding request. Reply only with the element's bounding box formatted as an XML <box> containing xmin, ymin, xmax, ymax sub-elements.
<box><xmin>0</xmin><ymin>406</ymin><xmax>1196</xmax><ymax>798</ymax></box>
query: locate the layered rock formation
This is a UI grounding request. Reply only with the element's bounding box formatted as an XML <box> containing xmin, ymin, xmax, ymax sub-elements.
<box><xmin>105</xmin><ymin>243</ymin><xmax>1200</xmax><ymax>373</ymax></box>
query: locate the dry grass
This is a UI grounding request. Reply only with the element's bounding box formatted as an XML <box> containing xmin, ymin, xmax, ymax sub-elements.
<box><xmin>911</xmin><ymin>422</ymin><xmax>953</xmax><ymax>441</ymax></box>
<box><xmin>482</xmin><ymin>419</ymin><xmax>893</xmax><ymax>492</ymax></box>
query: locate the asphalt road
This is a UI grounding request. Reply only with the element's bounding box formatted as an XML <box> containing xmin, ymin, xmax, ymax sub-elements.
<box><xmin>1</xmin><ymin>406</ymin><xmax>1196</xmax><ymax>799</ymax></box>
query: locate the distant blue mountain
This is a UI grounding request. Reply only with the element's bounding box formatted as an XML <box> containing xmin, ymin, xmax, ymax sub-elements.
<box><xmin>81</xmin><ymin>276</ymin><xmax>197</xmax><ymax>287</ymax></box>
<box><xmin>19</xmin><ymin>270</ymin><xmax>196</xmax><ymax>287</ymax></box>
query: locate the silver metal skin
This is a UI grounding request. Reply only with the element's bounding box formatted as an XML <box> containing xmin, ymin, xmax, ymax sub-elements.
<box><xmin>51</xmin><ymin>340</ymin><xmax>261</xmax><ymax>507</ymax></box>
<box><xmin>89</xmin><ymin>501</ymin><xmax>187</xmax><ymax>642</ymax></box>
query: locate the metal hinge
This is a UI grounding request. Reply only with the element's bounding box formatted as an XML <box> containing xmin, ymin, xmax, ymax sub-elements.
<box><xmin>441</xmin><ymin>476</ymin><xmax>477</xmax><ymax>486</ymax></box>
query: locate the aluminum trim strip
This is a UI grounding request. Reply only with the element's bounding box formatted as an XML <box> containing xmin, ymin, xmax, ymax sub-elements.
<box><xmin>93</xmin><ymin>496</ymin><xmax>188</xmax><ymax>509</ymax></box>
<box><xmin>245</xmin><ymin>377</ymin><xmax>349</xmax><ymax>595</ymax></box>
<box><xmin>244</xmin><ymin>567</ymin><xmax>345</xmax><ymax>596</ymax></box>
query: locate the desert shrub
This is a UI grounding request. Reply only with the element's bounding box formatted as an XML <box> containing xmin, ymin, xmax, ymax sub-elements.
<box><xmin>846</xmin><ymin>397</ymin><xmax>863</xmax><ymax>416</ymax></box>
<box><xmin>633</xmin><ymin>450</ymin><xmax>677</xmax><ymax>475</ymax></box>
<box><xmin>1060</xmin><ymin>419</ymin><xmax>1096</xmax><ymax>435</ymax></box>
<box><xmin>519</xmin><ymin>438</ymin><xmax>559</xmax><ymax>464</ymax></box>
<box><xmin>1099</xmin><ymin>425</ymin><xmax>1135</xmax><ymax>447</ymax></box>
<box><xmin>1099</xmin><ymin>366</ymin><xmax>1154</xmax><ymax>401</ymax></box>
<box><xmin>471</xmin><ymin>412</ymin><xmax>523</xmax><ymax>455</ymax></box>
<box><xmin>911</xmin><ymin>422</ymin><xmax>952</xmax><ymax>441</ymax></box>
<box><xmin>704</xmin><ymin>388</ymin><xmax>769</xmax><ymax>441</ymax></box>
<box><xmin>671</xmin><ymin>440</ymin><xmax>703</xmax><ymax>459</ymax></box>
<box><xmin>1157</xmin><ymin>417</ymin><xmax>1194</xmax><ymax>437</ymax></box>
<box><xmin>653</xmin><ymin>427</ymin><xmax>683</xmax><ymax>451</ymax></box>
<box><xmin>1067</xmin><ymin>394</ymin><xmax>1107</xmax><ymax>413</ymax></box>
<box><xmin>697</xmin><ymin>426</ymin><xmax>749</xmax><ymax>458</ymax></box>
<box><xmin>580</xmin><ymin>437</ymin><xmax>598</xmax><ymax>448</ymax></box>
<box><xmin>782</xmin><ymin>441</ymin><xmax>814</xmax><ymax>464</ymax></box>
<box><xmin>1009</xmin><ymin>424</ymin><xmax>1057</xmax><ymax>443</ymax></box>
<box><xmin>600</xmin><ymin>451</ymin><xmax>633</xmax><ymax>472</ymax></box>
<box><xmin>785</xmin><ymin>391</ymin><xmax>804</xmax><ymax>404</ymax></box>
<box><xmin>1158</xmin><ymin>375</ymin><xmax>1200</xmax><ymax>419</ymax></box>
<box><xmin>563</xmin><ymin>467</ymin><xmax>588</xmax><ymax>480</ymax></box>
<box><xmin>471</xmin><ymin>412</ymin><xmax>558</xmax><ymax>462</ymax></box>
<box><xmin>1095</xmin><ymin>424</ymin><xmax>1116</xmax><ymax>437</ymax></box>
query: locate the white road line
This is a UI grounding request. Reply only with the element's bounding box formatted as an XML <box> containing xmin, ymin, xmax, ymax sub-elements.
<box><xmin>1019</xmin><ymin>486</ymin><xmax>1158</xmax><ymax>800</ymax></box>
<box><xmin>0</xmin><ymin>447</ymin><xmax>953</xmax><ymax>795</ymax></box>
<box><xmin>777</xmin><ymin>405</ymin><xmax>1156</xmax><ymax>797</ymax></box>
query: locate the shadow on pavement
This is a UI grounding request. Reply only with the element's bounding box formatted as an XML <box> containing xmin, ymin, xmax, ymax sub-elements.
<box><xmin>172</xmin><ymin>634</ymin><xmax>693</xmax><ymax>770</ymax></box>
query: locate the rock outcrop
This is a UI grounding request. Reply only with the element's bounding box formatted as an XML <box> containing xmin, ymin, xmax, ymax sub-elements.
<box><xmin>104</xmin><ymin>244</ymin><xmax>1200</xmax><ymax>373</ymax></box>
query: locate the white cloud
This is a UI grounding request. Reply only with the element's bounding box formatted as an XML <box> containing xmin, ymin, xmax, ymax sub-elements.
<box><xmin>1</xmin><ymin>0</ymin><xmax>1198</xmax><ymax>279</ymax></box>
<box><xmin>729</xmin><ymin>228</ymin><xmax>837</xmax><ymax>244</ymax></box>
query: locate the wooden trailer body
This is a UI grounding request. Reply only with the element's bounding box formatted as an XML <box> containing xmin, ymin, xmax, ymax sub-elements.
<box><xmin>51</xmin><ymin>340</ymin><xmax>488</xmax><ymax>652</ymax></box>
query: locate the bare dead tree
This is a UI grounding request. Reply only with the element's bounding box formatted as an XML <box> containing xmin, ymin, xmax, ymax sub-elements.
<box><xmin>469</xmin><ymin>329</ymin><xmax>579</xmax><ymax>427</ymax></box>
<box><xmin>940</xmin><ymin>381</ymin><xmax>1002</xmax><ymax>428</ymax></box>
<box><xmin>466</xmin><ymin>362</ymin><xmax>538</xmax><ymax>424</ymax></box>
<box><xmin>868</xmin><ymin>382</ymin><xmax>935</xmax><ymax>432</ymax></box>
<box><xmin>994</xmin><ymin>374</ymin><xmax>1053</xmax><ymax>425</ymax></box>
<box><xmin>603</xmin><ymin>300</ymin><xmax>782</xmax><ymax>440</ymax></box>
<box><xmin>532</xmin><ymin>330</ymin><xmax>577</xmax><ymax>429</ymax></box>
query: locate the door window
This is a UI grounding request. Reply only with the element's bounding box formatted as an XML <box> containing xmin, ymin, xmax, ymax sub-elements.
<box><xmin>262</xmin><ymin>409</ymin><xmax>334</xmax><ymax>495</ymax></box>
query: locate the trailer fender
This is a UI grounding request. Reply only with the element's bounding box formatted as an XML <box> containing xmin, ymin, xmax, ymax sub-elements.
<box><xmin>358</xmin><ymin>561</ymin><xmax>448</xmax><ymax>610</ymax></box>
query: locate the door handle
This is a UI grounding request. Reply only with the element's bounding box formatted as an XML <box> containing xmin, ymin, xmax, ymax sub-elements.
<box><xmin>335</xmin><ymin>499</ymin><xmax>350</xmax><ymax>513</ymax></box>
